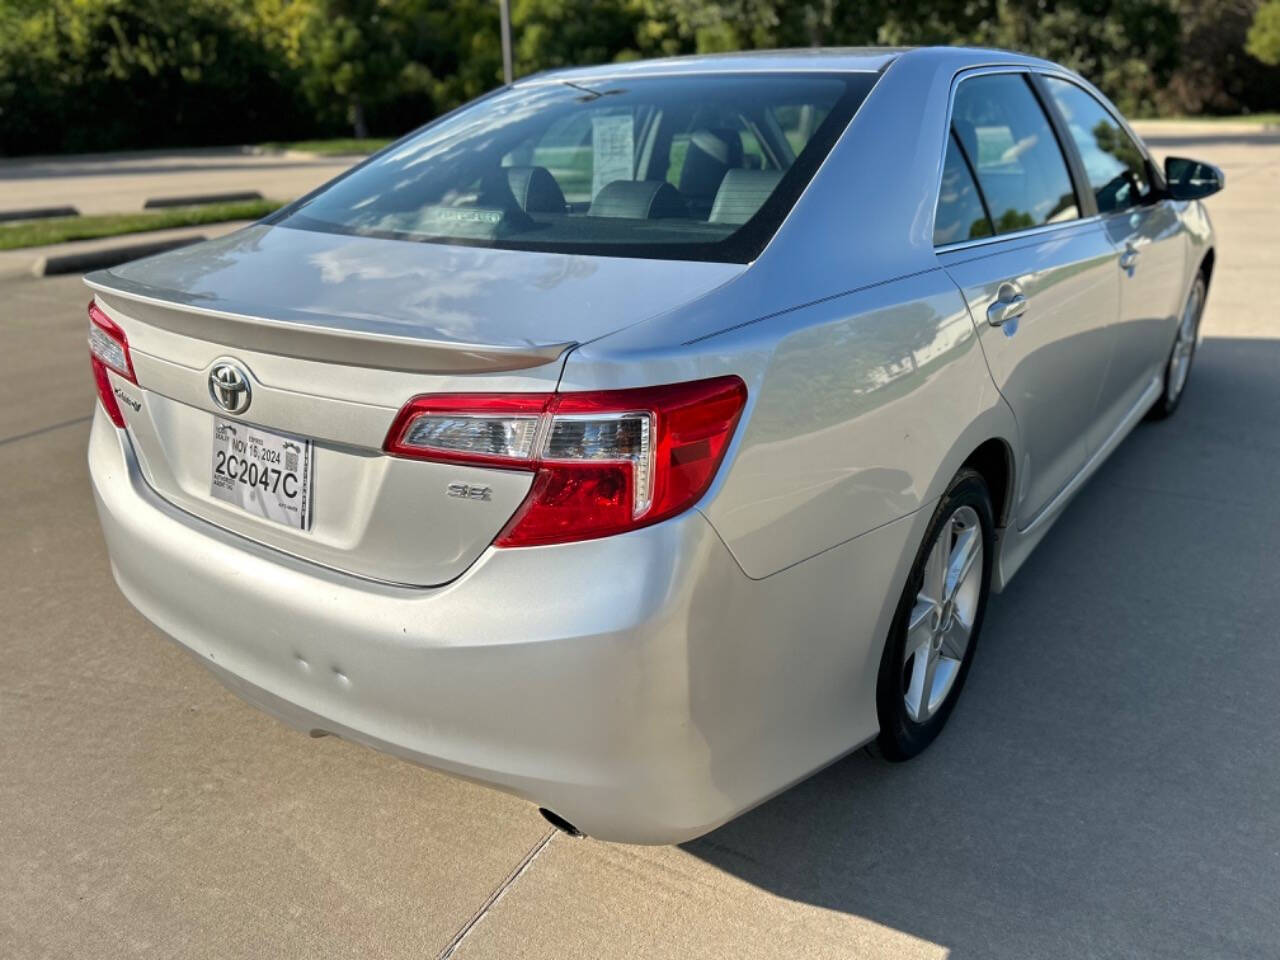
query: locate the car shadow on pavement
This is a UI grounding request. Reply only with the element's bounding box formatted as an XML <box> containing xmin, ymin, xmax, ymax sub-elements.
<box><xmin>682</xmin><ymin>337</ymin><xmax>1280</xmax><ymax>959</ymax></box>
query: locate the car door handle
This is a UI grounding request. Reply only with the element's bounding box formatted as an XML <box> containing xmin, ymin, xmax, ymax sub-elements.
<box><xmin>1119</xmin><ymin>244</ymin><xmax>1140</xmax><ymax>271</ymax></box>
<box><xmin>987</xmin><ymin>291</ymin><xmax>1028</xmax><ymax>327</ymax></box>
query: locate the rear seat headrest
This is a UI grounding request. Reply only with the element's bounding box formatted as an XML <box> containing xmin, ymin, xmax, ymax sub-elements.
<box><xmin>588</xmin><ymin>180</ymin><xmax>687</xmax><ymax>219</ymax></box>
<box><xmin>708</xmin><ymin>170</ymin><xmax>784</xmax><ymax>225</ymax></box>
<box><xmin>505</xmin><ymin>166</ymin><xmax>566</xmax><ymax>214</ymax></box>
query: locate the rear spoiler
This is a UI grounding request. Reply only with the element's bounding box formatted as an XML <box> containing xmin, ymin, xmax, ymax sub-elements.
<box><xmin>84</xmin><ymin>274</ymin><xmax>574</xmax><ymax>375</ymax></box>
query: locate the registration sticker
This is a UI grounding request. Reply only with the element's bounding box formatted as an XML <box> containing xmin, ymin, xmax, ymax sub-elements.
<box><xmin>210</xmin><ymin>417</ymin><xmax>313</xmax><ymax>530</ymax></box>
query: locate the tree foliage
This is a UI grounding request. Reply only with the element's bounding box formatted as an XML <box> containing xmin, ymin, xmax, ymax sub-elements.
<box><xmin>1247</xmin><ymin>0</ymin><xmax>1280</xmax><ymax>64</ymax></box>
<box><xmin>2</xmin><ymin>0</ymin><xmax>1278</xmax><ymax>156</ymax></box>
<box><xmin>0</xmin><ymin>0</ymin><xmax>310</xmax><ymax>154</ymax></box>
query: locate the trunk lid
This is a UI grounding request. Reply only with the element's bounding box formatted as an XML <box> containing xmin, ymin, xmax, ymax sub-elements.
<box><xmin>88</xmin><ymin>224</ymin><xmax>743</xmax><ymax>586</ymax></box>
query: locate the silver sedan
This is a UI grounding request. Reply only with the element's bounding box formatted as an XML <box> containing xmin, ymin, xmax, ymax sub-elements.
<box><xmin>86</xmin><ymin>46</ymin><xmax>1221</xmax><ymax>843</ymax></box>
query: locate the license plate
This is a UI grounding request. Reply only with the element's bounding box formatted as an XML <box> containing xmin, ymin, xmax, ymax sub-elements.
<box><xmin>210</xmin><ymin>417</ymin><xmax>313</xmax><ymax>530</ymax></box>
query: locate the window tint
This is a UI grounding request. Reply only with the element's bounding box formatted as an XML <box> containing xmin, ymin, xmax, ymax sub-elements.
<box><xmin>934</xmin><ymin>131</ymin><xmax>993</xmax><ymax>245</ymax></box>
<box><xmin>275</xmin><ymin>74</ymin><xmax>875</xmax><ymax>264</ymax></box>
<box><xmin>952</xmin><ymin>74</ymin><xmax>1079</xmax><ymax>234</ymax></box>
<box><xmin>1043</xmin><ymin>77</ymin><xmax>1151</xmax><ymax>214</ymax></box>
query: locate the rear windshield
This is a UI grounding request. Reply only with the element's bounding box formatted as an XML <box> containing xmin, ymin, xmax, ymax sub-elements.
<box><xmin>273</xmin><ymin>73</ymin><xmax>878</xmax><ymax>263</ymax></box>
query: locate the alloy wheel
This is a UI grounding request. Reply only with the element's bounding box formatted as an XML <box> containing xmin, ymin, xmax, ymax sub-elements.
<box><xmin>902</xmin><ymin>505</ymin><xmax>984</xmax><ymax>723</ymax></box>
<box><xmin>1167</xmin><ymin>279</ymin><xmax>1204</xmax><ymax>405</ymax></box>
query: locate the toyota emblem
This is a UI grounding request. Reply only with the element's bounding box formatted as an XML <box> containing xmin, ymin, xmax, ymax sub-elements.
<box><xmin>208</xmin><ymin>360</ymin><xmax>253</xmax><ymax>415</ymax></box>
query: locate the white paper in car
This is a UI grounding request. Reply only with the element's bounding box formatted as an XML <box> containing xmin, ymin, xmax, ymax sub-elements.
<box><xmin>591</xmin><ymin>114</ymin><xmax>634</xmax><ymax>199</ymax></box>
<box><xmin>210</xmin><ymin>417</ymin><xmax>313</xmax><ymax>531</ymax></box>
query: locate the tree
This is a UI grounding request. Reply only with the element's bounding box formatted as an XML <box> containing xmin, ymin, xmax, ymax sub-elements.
<box><xmin>2</xmin><ymin>0</ymin><xmax>1277</xmax><ymax>156</ymax></box>
<box><xmin>294</xmin><ymin>0</ymin><xmax>409</xmax><ymax>137</ymax></box>
<box><xmin>395</xmin><ymin>0</ymin><xmax>502</xmax><ymax>117</ymax></box>
<box><xmin>0</xmin><ymin>0</ymin><xmax>307</xmax><ymax>155</ymax></box>
<box><xmin>511</xmin><ymin>0</ymin><xmax>643</xmax><ymax>75</ymax></box>
<box><xmin>1165</xmin><ymin>0</ymin><xmax>1280</xmax><ymax>115</ymax></box>
<box><xmin>1247</xmin><ymin>0</ymin><xmax>1280</xmax><ymax>64</ymax></box>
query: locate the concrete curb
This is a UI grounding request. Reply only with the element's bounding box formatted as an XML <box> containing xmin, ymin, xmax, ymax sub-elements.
<box><xmin>29</xmin><ymin>234</ymin><xmax>206</xmax><ymax>277</ymax></box>
<box><xmin>143</xmin><ymin>191</ymin><xmax>263</xmax><ymax>209</ymax></box>
<box><xmin>0</xmin><ymin>220</ymin><xmax>250</xmax><ymax>282</ymax></box>
<box><xmin>0</xmin><ymin>206</ymin><xmax>79</xmax><ymax>223</ymax></box>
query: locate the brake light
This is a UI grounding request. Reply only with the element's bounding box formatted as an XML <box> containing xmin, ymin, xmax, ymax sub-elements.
<box><xmin>87</xmin><ymin>300</ymin><xmax>136</xmax><ymax>428</ymax></box>
<box><xmin>384</xmin><ymin>376</ymin><xmax>747</xmax><ymax>546</ymax></box>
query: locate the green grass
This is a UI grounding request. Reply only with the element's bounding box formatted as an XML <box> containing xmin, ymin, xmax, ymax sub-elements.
<box><xmin>0</xmin><ymin>199</ymin><xmax>283</xmax><ymax>251</ymax></box>
<box><xmin>260</xmin><ymin>137</ymin><xmax>394</xmax><ymax>156</ymax></box>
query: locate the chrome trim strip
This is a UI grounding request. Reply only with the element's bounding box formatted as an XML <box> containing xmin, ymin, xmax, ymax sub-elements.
<box><xmin>934</xmin><ymin>214</ymin><xmax>1104</xmax><ymax>255</ymax></box>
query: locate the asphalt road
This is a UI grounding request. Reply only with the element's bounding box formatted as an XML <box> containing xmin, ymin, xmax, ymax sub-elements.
<box><xmin>2</xmin><ymin>123</ymin><xmax>1279</xmax><ymax>959</ymax></box>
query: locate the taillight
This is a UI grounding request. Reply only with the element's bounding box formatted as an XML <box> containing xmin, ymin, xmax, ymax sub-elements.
<box><xmin>87</xmin><ymin>300</ymin><xmax>136</xmax><ymax>428</ymax></box>
<box><xmin>384</xmin><ymin>376</ymin><xmax>748</xmax><ymax>547</ymax></box>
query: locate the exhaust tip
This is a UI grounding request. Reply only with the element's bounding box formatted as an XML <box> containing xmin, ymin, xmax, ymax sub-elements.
<box><xmin>538</xmin><ymin>807</ymin><xmax>582</xmax><ymax>837</ymax></box>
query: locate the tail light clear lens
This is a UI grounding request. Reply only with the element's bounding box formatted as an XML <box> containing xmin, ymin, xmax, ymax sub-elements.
<box><xmin>384</xmin><ymin>376</ymin><xmax>747</xmax><ymax>547</ymax></box>
<box><xmin>387</xmin><ymin>394</ymin><xmax>547</xmax><ymax>467</ymax></box>
<box><xmin>87</xmin><ymin>300</ymin><xmax>135</xmax><ymax>427</ymax></box>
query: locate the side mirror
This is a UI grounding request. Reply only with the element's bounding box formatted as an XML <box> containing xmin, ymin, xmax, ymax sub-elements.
<box><xmin>1164</xmin><ymin>156</ymin><xmax>1225</xmax><ymax>201</ymax></box>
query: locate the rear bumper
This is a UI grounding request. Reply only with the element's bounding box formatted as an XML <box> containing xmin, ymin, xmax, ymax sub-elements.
<box><xmin>90</xmin><ymin>407</ymin><xmax>917</xmax><ymax>843</ymax></box>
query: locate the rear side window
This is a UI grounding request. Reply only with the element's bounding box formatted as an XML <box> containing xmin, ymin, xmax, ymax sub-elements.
<box><xmin>274</xmin><ymin>73</ymin><xmax>877</xmax><ymax>264</ymax></box>
<box><xmin>951</xmin><ymin>74</ymin><xmax>1079</xmax><ymax>234</ymax></box>
<box><xmin>1042</xmin><ymin>77</ymin><xmax>1152</xmax><ymax>214</ymax></box>
<box><xmin>934</xmin><ymin>131</ymin><xmax>993</xmax><ymax>245</ymax></box>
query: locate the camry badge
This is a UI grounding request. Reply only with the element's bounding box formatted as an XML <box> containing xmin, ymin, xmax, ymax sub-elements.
<box><xmin>209</xmin><ymin>361</ymin><xmax>252</xmax><ymax>415</ymax></box>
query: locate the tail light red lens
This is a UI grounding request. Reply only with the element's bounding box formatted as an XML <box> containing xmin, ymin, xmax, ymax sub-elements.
<box><xmin>87</xmin><ymin>300</ymin><xmax>136</xmax><ymax>427</ymax></box>
<box><xmin>384</xmin><ymin>376</ymin><xmax>748</xmax><ymax>547</ymax></box>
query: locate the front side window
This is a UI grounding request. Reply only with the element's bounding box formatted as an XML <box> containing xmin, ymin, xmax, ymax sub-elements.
<box><xmin>274</xmin><ymin>74</ymin><xmax>876</xmax><ymax>263</ymax></box>
<box><xmin>934</xmin><ymin>130</ymin><xmax>994</xmax><ymax>245</ymax></box>
<box><xmin>951</xmin><ymin>74</ymin><xmax>1079</xmax><ymax>235</ymax></box>
<box><xmin>1042</xmin><ymin>77</ymin><xmax>1151</xmax><ymax>214</ymax></box>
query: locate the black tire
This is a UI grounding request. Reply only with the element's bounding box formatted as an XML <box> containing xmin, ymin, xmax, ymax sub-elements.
<box><xmin>870</xmin><ymin>468</ymin><xmax>994</xmax><ymax>762</ymax></box>
<box><xmin>1147</xmin><ymin>274</ymin><xmax>1207</xmax><ymax>421</ymax></box>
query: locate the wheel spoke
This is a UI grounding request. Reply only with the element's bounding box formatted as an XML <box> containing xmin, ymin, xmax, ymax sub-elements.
<box><xmin>904</xmin><ymin>644</ymin><xmax>939</xmax><ymax>723</ymax></box>
<box><xmin>906</xmin><ymin>598</ymin><xmax>936</xmax><ymax>659</ymax></box>
<box><xmin>1167</xmin><ymin>282</ymin><xmax>1203</xmax><ymax>403</ymax></box>
<box><xmin>921</xmin><ymin>530</ymin><xmax>948</xmax><ymax>605</ymax></box>
<box><xmin>1182</xmin><ymin>288</ymin><xmax>1202</xmax><ymax>340</ymax></box>
<box><xmin>938</xmin><ymin>616</ymin><xmax>970</xmax><ymax>661</ymax></box>
<box><xmin>920</xmin><ymin>648</ymin><xmax>940</xmax><ymax>719</ymax></box>
<box><xmin>945</xmin><ymin>524</ymin><xmax>980</xmax><ymax>602</ymax></box>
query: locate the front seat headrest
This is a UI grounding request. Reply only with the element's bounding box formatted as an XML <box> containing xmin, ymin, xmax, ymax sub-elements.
<box><xmin>588</xmin><ymin>180</ymin><xmax>687</xmax><ymax>219</ymax></box>
<box><xmin>505</xmin><ymin>165</ymin><xmax>566</xmax><ymax>214</ymax></box>
<box><xmin>678</xmin><ymin>128</ymin><xmax>744</xmax><ymax>201</ymax></box>
<box><xmin>709</xmin><ymin>169</ymin><xmax>784</xmax><ymax>225</ymax></box>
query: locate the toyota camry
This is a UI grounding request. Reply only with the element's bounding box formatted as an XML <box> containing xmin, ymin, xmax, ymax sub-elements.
<box><xmin>86</xmin><ymin>46</ymin><xmax>1222</xmax><ymax>843</ymax></box>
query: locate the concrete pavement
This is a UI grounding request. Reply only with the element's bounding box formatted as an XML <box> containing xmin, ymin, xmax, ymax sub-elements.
<box><xmin>2</xmin><ymin>126</ymin><xmax>1279</xmax><ymax>959</ymax></box>
<box><xmin>0</xmin><ymin>148</ymin><xmax>358</xmax><ymax>216</ymax></box>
